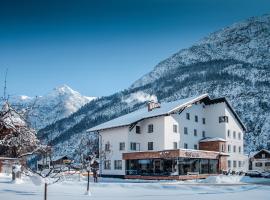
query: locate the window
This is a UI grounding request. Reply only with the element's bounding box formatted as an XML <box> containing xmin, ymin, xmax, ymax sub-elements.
<box><xmin>130</xmin><ymin>142</ymin><xmax>137</xmax><ymax>151</ymax></box>
<box><xmin>184</xmin><ymin>127</ymin><xmax>188</xmax><ymax>135</ymax></box>
<box><xmin>135</xmin><ymin>126</ymin><xmax>141</xmax><ymax>134</ymax></box>
<box><xmin>105</xmin><ymin>142</ymin><xmax>110</xmax><ymax>151</ymax></box>
<box><xmin>238</xmin><ymin>146</ymin><xmax>241</xmax><ymax>153</ymax></box>
<box><xmin>233</xmin><ymin>160</ymin><xmax>237</xmax><ymax>168</ymax></box>
<box><xmin>173</xmin><ymin>124</ymin><xmax>178</xmax><ymax>133</ymax></box>
<box><xmin>219</xmin><ymin>116</ymin><xmax>228</xmax><ymax>123</ymax></box>
<box><xmin>221</xmin><ymin>144</ymin><xmax>225</xmax><ymax>152</ymax></box>
<box><xmin>148</xmin><ymin>142</ymin><xmax>154</xmax><ymax>150</ymax></box>
<box><xmin>184</xmin><ymin>143</ymin><xmax>188</xmax><ymax>149</ymax></box>
<box><xmin>238</xmin><ymin>161</ymin><xmax>242</xmax><ymax>168</ymax></box>
<box><xmin>228</xmin><ymin>160</ymin><xmax>231</xmax><ymax>168</ymax></box>
<box><xmin>186</xmin><ymin>113</ymin><xmax>190</xmax><ymax>120</ymax></box>
<box><xmin>233</xmin><ymin>131</ymin><xmax>236</xmax><ymax>139</ymax></box>
<box><xmin>202</xmin><ymin>131</ymin><xmax>206</xmax><ymax>138</ymax></box>
<box><xmin>227</xmin><ymin>130</ymin><xmax>230</xmax><ymax>138</ymax></box>
<box><xmin>255</xmin><ymin>162</ymin><xmax>263</xmax><ymax>167</ymax></box>
<box><xmin>114</xmin><ymin>160</ymin><xmax>122</xmax><ymax>170</ymax></box>
<box><xmin>119</xmin><ymin>142</ymin><xmax>125</xmax><ymax>151</ymax></box>
<box><xmin>104</xmin><ymin>160</ymin><xmax>111</xmax><ymax>170</ymax></box>
<box><xmin>194</xmin><ymin>144</ymin><xmax>198</xmax><ymax>150</ymax></box>
<box><xmin>173</xmin><ymin>142</ymin><xmax>178</xmax><ymax>149</ymax></box>
<box><xmin>194</xmin><ymin>129</ymin><xmax>197</xmax><ymax>136</ymax></box>
<box><xmin>148</xmin><ymin>124</ymin><xmax>153</xmax><ymax>133</ymax></box>
<box><xmin>233</xmin><ymin>145</ymin><xmax>236</xmax><ymax>153</ymax></box>
<box><xmin>262</xmin><ymin>153</ymin><xmax>266</xmax><ymax>159</ymax></box>
<box><xmin>195</xmin><ymin>115</ymin><xmax>198</xmax><ymax>122</ymax></box>
<box><xmin>202</xmin><ymin>118</ymin><xmax>206</xmax><ymax>124</ymax></box>
<box><xmin>238</xmin><ymin>132</ymin><xmax>241</xmax><ymax>140</ymax></box>
<box><xmin>265</xmin><ymin>162</ymin><xmax>270</xmax><ymax>166</ymax></box>
<box><xmin>228</xmin><ymin>145</ymin><xmax>231</xmax><ymax>153</ymax></box>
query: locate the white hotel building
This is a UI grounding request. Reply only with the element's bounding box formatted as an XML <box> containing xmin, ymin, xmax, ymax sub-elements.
<box><xmin>88</xmin><ymin>94</ymin><xmax>248</xmax><ymax>179</ymax></box>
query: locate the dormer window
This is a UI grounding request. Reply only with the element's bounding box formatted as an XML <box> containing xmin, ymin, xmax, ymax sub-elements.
<box><xmin>136</xmin><ymin>126</ymin><xmax>141</xmax><ymax>134</ymax></box>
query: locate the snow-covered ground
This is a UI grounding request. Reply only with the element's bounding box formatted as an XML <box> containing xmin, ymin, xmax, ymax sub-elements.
<box><xmin>1</xmin><ymin>174</ymin><xmax>270</xmax><ymax>200</ymax></box>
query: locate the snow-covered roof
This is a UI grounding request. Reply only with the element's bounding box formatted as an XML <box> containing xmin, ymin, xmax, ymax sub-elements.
<box><xmin>88</xmin><ymin>94</ymin><xmax>209</xmax><ymax>132</ymax></box>
<box><xmin>250</xmin><ymin>149</ymin><xmax>270</xmax><ymax>158</ymax></box>
<box><xmin>200</xmin><ymin>137</ymin><xmax>226</xmax><ymax>142</ymax></box>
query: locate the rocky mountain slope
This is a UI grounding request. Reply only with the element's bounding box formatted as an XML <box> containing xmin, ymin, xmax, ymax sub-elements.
<box><xmin>9</xmin><ymin>85</ymin><xmax>95</xmax><ymax>130</ymax></box>
<box><xmin>38</xmin><ymin>14</ymin><xmax>270</xmax><ymax>157</ymax></box>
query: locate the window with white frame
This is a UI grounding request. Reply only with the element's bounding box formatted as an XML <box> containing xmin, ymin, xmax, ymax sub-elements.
<box><xmin>238</xmin><ymin>161</ymin><xmax>242</xmax><ymax>168</ymax></box>
<box><xmin>148</xmin><ymin>124</ymin><xmax>154</xmax><ymax>133</ymax></box>
<box><xmin>202</xmin><ymin>118</ymin><xmax>206</xmax><ymax>124</ymax></box>
<box><xmin>219</xmin><ymin>116</ymin><xmax>228</xmax><ymax>123</ymax></box>
<box><xmin>119</xmin><ymin>142</ymin><xmax>125</xmax><ymax>151</ymax></box>
<box><xmin>233</xmin><ymin>131</ymin><xmax>236</xmax><ymax>139</ymax></box>
<box><xmin>130</xmin><ymin>142</ymin><xmax>137</xmax><ymax>151</ymax></box>
<box><xmin>238</xmin><ymin>146</ymin><xmax>241</xmax><ymax>153</ymax></box>
<box><xmin>104</xmin><ymin>160</ymin><xmax>111</xmax><ymax>170</ymax></box>
<box><xmin>202</xmin><ymin>131</ymin><xmax>206</xmax><ymax>138</ymax></box>
<box><xmin>228</xmin><ymin>145</ymin><xmax>231</xmax><ymax>153</ymax></box>
<box><xmin>194</xmin><ymin>129</ymin><xmax>197</xmax><ymax>136</ymax></box>
<box><xmin>233</xmin><ymin>160</ymin><xmax>237</xmax><ymax>168</ymax></box>
<box><xmin>233</xmin><ymin>145</ymin><xmax>236</xmax><ymax>153</ymax></box>
<box><xmin>228</xmin><ymin>160</ymin><xmax>231</xmax><ymax>168</ymax></box>
<box><xmin>238</xmin><ymin>132</ymin><xmax>241</xmax><ymax>140</ymax></box>
<box><xmin>105</xmin><ymin>142</ymin><xmax>111</xmax><ymax>151</ymax></box>
<box><xmin>173</xmin><ymin>124</ymin><xmax>178</xmax><ymax>133</ymax></box>
<box><xmin>114</xmin><ymin>160</ymin><xmax>122</xmax><ymax>170</ymax></box>
<box><xmin>136</xmin><ymin>126</ymin><xmax>141</xmax><ymax>134</ymax></box>
<box><xmin>255</xmin><ymin>162</ymin><xmax>263</xmax><ymax>167</ymax></box>
<box><xmin>173</xmin><ymin>142</ymin><xmax>177</xmax><ymax>149</ymax></box>
<box><xmin>184</xmin><ymin>127</ymin><xmax>188</xmax><ymax>135</ymax></box>
<box><xmin>227</xmin><ymin>130</ymin><xmax>230</xmax><ymax>137</ymax></box>
<box><xmin>148</xmin><ymin>142</ymin><xmax>154</xmax><ymax>150</ymax></box>
<box><xmin>184</xmin><ymin>143</ymin><xmax>188</xmax><ymax>149</ymax></box>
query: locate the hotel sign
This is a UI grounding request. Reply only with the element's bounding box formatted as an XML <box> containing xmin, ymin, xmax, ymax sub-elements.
<box><xmin>184</xmin><ymin>151</ymin><xmax>201</xmax><ymax>158</ymax></box>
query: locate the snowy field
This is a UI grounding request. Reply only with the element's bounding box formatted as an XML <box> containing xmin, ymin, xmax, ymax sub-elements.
<box><xmin>1</xmin><ymin>174</ymin><xmax>270</xmax><ymax>200</ymax></box>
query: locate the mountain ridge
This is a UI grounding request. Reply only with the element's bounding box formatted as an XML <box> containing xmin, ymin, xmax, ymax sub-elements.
<box><xmin>38</xmin><ymin>14</ymin><xmax>270</xmax><ymax>157</ymax></box>
<box><xmin>9</xmin><ymin>85</ymin><xmax>96</xmax><ymax>130</ymax></box>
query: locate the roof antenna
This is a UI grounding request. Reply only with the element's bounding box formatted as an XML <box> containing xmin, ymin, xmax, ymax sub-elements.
<box><xmin>3</xmin><ymin>68</ymin><xmax>8</xmax><ymax>101</ymax></box>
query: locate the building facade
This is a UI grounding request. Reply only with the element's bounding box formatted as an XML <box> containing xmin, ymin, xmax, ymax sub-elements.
<box><xmin>250</xmin><ymin>149</ymin><xmax>270</xmax><ymax>172</ymax></box>
<box><xmin>88</xmin><ymin>94</ymin><xmax>248</xmax><ymax>179</ymax></box>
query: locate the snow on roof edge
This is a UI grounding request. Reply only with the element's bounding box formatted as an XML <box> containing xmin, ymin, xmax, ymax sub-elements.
<box><xmin>87</xmin><ymin>94</ymin><xmax>209</xmax><ymax>132</ymax></box>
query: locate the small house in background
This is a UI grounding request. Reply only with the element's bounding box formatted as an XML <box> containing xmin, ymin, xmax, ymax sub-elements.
<box><xmin>37</xmin><ymin>155</ymin><xmax>72</xmax><ymax>171</ymax></box>
<box><xmin>0</xmin><ymin>157</ymin><xmax>21</xmax><ymax>174</ymax></box>
<box><xmin>250</xmin><ymin>149</ymin><xmax>270</xmax><ymax>172</ymax></box>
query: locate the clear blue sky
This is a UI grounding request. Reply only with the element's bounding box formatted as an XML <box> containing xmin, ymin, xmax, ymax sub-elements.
<box><xmin>0</xmin><ymin>0</ymin><xmax>269</xmax><ymax>97</ymax></box>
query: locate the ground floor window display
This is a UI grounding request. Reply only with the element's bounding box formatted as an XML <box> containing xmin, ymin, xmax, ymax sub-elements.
<box><xmin>126</xmin><ymin>158</ymin><xmax>219</xmax><ymax>176</ymax></box>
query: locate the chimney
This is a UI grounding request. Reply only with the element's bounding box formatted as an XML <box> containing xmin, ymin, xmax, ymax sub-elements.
<box><xmin>147</xmin><ymin>101</ymin><xmax>161</xmax><ymax>112</ymax></box>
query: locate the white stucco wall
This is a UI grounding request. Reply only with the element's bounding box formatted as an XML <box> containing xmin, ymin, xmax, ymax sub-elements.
<box><xmin>98</xmin><ymin>100</ymin><xmax>247</xmax><ymax>176</ymax></box>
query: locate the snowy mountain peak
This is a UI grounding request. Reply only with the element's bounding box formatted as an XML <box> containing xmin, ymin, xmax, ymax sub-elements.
<box><xmin>53</xmin><ymin>84</ymin><xmax>76</xmax><ymax>94</ymax></box>
<box><xmin>9</xmin><ymin>85</ymin><xmax>96</xmax><ymax>130</ymax></box>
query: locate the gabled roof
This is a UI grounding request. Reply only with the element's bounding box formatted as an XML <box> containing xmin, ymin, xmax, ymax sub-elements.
<box><xmin>88</xmin><ymin>94</ymin><xmax>209</xmax><ymax>132</ymax></box>
<box><xmin>250</xmin><ymin>149</ymin><xmax>270</xmax><ymax>158</ymax></box>
<box><xmin>202</xmin><ymin>97</ymin><xmax>246</xmax><ymax>131</ymax></box>
<box><xmin>87</xmin><ymin>93</ymin><xmax>246</xmax><ymax>132</ymax></box>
